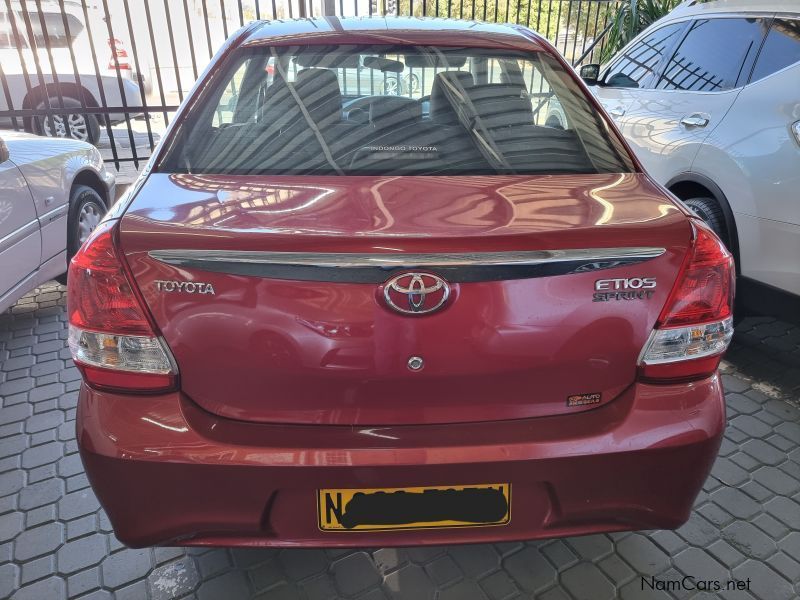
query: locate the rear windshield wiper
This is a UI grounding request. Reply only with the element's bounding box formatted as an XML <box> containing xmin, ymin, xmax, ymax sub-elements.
<box><xmin>271</xmin><ymin>47</ymin><xmax>343</xmax><ymax>175</ymax></box>
<box><xmin>435</xmin><ymin>75</ymin><xmax>515</xmax><ymax>175</ymax></box>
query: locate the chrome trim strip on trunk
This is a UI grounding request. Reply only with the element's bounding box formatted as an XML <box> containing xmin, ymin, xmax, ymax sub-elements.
<box><xmin>148</xmin><ymin>248</ymin><xmax>666</xmax><ymax>283</ymax></box>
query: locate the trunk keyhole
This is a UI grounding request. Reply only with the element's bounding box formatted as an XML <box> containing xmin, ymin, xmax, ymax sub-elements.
<box><xmin>407</xmin><ymin>356</ymin><xmax>424</xmax><ymax>371</ymax></box>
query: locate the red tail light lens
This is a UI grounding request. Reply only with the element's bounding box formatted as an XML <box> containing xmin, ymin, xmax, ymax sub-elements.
<box><xmin>657</xmin><ymin>222</ymin><xmax>734</xmax><ymax>327</ymax></box>
<box><xmin>639</xmin><ymin>220</ymin><xmax>735</xmax><ymax>383</ymax></box>
<box><xmin>68</xmin><ymin>222</ymin><xmax>151</xmax><ymax>336</ymax></box>
<box><xmin>107</xmin><ymin>38</ymin><xmax>131</xmax><ymax>70</ymax></box>
<box><xmin>67</xmin><ymin>222</ymin><xmax>178</xmax><ymax>394</ymax></box>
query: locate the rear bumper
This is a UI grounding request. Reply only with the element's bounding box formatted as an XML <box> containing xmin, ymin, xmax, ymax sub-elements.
<box><xmin>77</xmin><ymin>376</ymin><xmax>725</xmax><ymax>548</ymax></box>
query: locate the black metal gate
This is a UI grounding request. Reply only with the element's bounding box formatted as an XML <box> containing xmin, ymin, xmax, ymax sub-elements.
<box><xmin>0</xmin><ymin>0</ymin><xmax>619</xmax><ymax>175</ymax></box>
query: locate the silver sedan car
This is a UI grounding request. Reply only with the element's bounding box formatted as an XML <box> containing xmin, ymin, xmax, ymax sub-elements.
<box><xmin>0</xmin><ymin>131</ymin><xmax>114</xmax><ymax>314</ymax></box>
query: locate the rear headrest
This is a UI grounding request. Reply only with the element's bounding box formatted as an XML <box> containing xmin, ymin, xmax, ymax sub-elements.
<box><xmin>258</xmin><ymin>73</ymin><xmax>291</xmax><ymax>116</ymax></box>
<box><xmin>369</xmin><ymin>97</ymin><xmax>422</xmax><ymax>127</ymax></box>
<box><xmin>293</xmin><ymin>68</ymin><xmax>343</xmax><ymax>126</ymax></box>
<box><xmin>468</xmin><ymin>84</ymin><xmax>533</xmax><ymax>128</ymax></box>
<box><xmin>429</xmin><ymin>71</ymin><xmax>474</xmax><ymax>124</ymax></box>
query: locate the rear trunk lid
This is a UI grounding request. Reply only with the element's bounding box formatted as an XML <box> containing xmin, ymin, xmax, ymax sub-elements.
<box><xmin>119</xmin><ymin>173</ymin><xmax>690</xmax><ymax>425</ymax></box>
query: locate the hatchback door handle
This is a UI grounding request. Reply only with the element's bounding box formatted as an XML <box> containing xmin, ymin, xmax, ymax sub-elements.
<box><xmin>681</xmin><ymin>114</ymin><xmax>709</xmax><ymax>128</ymax></box>
<box><xmin>609</xmin><ymin>107</ymin><xmax>626</xmax><ymax>118</ymax></box>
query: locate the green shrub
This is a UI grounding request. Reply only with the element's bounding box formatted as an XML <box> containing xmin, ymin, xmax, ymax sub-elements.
<box><xmin>601</xmin><ymin>0</ymin><xmax>682</xmax><ymax>63</ymax></box>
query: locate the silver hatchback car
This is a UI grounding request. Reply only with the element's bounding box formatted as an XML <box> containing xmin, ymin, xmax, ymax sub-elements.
<box><xmin>0</xmin><ymin>1</ymin><xmax>145</xmax><ymax>145</ymax></box>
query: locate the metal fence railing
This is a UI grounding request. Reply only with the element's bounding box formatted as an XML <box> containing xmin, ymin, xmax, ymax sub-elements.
<box><xmin>0</xmin><ymin>0</ymin><xmax>620</xmax><ymax>173</ymax></box>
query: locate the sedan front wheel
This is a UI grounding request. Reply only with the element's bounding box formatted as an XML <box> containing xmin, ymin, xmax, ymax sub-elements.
<box><xmin>58</xmin><ymin>185</ymin><xmax>107</xmax><ymax>284</ymax></box>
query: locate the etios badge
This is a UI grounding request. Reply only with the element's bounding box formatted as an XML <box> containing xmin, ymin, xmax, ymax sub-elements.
<box><xmin>383</xmin><ymin>273</ymin><xmax>450</xmax><ymax>315</ymax></box>
<box><xmin>593</xmin><ymin>277</ymin><xmax>656</xmax><ymax>302</ymax></box>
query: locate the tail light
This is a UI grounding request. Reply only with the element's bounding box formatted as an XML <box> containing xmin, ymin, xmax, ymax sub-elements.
<box><xmin>107</xmin><ymin>38</ymin><xmax>131</xmax><ymax>70</ymax></box>
<box><xmin>638</xmin><ymin>220</ymin><xmax>734</xmax><ymax>382</ymax></box>
<box><xmin>67</xmin><ymin>221</ymin><xmax>178</xmax><ymax>394</ymax></box>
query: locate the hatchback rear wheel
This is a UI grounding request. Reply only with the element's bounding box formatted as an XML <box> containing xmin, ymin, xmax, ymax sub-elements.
<box><xmin>383</xmin><ymin>76</ymin><xmax>402</xmax><ymax>95</ymax></box>
<box><xmin>684</xmin><ymin>197</ymin><xmax>729</xmax><ymax>247</ymax></box>
<box><xmin>35</xmin><ymin>96</ymin><xmax>101</xmax><ymax>145</ymax></box>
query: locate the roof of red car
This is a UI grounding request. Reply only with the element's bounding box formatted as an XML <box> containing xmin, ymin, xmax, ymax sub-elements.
<box><xmin>242</xmin><ymin>17</ymin><xmax>550</xmax><ymax>52</ymax></box>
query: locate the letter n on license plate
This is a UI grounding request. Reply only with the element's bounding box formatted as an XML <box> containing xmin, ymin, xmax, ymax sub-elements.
<box><xmin>317</xmin><ymin>483</ymin><xmax>511</xmax><ymax>531</ymax></box>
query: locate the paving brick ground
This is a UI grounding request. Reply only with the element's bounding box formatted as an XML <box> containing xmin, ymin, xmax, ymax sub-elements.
<box><xmin>0</xmin><ymin>282</ymin><xmax>798</xmax><ymax>600</ymax></box>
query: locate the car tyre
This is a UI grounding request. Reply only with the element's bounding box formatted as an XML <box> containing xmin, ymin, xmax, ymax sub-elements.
<box><xmin>132</xmin><ymin>71</ymin><xmax>153</xmax><ymax>96</ymax></box>
<box><xmin>545</xmin><ymin>114</ymin><xmax>564</xmax><ymax>129</ymax></box>
<box><xmin>405</xmin><ymin>73</ymin><xmax>421</xmax><ymax>94</ymax></box>
<box><xmin>383</xmin><ymin>76</ymin><xmax>404</xmax><ymax>96</ymax></box>
<box><xmin>683</xmin><ymin>197</ymin><xmax>728</xmax><ymax>246</ymax></box>
<box><xmin>56</xmin><ymin>185</ymin><xmax>107</xmax><ymax>284</ymax></box>
<box><xmin>35</xmin><ymin>96</ymin><xmax>101</xmax><ymax>146</ymax></box>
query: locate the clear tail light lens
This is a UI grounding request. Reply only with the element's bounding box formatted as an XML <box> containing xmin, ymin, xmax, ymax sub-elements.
<box><xmin>67</xmin><ymin>221</ymin><xmax>178</xmax><ymax>394</ymax></box>
<box><xmin>639</xmin><ymin>317</ymin><xmax>733</xmax><ymax>381</ymax></box>
<box><xmin>638</xmin><ymin>221</ymin><xmax>735</xmax><ymax>382</ymax></box>
<box><xmin>68</xmin><ymin>329</ymin><xmax>175</xmax><ymax>382</ymax></box>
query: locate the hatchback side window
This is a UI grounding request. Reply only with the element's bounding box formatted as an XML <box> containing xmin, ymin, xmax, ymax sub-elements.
<box><xmin>602</xmin><ymin>23</ymin><xmax>685</xmax><ymax>89</ymax></box>
<box><xmin>26</xmin><ymin>12</ymin><xmax>84</xmax><ymax>48</ymax></box>
<box><xmin>657</xmin><ymin>18</ymin><xmax>766</xmax><ymax>92</ymax></box>
<box><xmin>0</xmin><ymin>12</ymin><xmax>27</xmax><ymax>48</ymax></box>
<box><xmin>0</xmin><ymin>13</ymin><xmax>12</xmax><ymax>48</ymax></box>
<box><xmin>750</xmin><ymin>18</ymin><xmax>800</xmax><ymax>83</ymax></box>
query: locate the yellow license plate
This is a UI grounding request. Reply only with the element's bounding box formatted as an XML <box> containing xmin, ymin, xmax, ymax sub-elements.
<box><xmin>317</xmin><ymin>483</ymin><xmax>511</xmax><ymax>532</ymax></box>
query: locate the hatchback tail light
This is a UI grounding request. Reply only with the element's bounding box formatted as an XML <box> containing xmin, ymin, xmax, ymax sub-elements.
<box><xmin>638</xmin><ymin>220</ymin><xmax>734</xmax><ymax>382</ymax></box>
<box><xmin>108</xmin><ymin>38</ymin><xmax>131</xmax><ymax>70</ymax></box>
<box><xmin>67</xmin><ymin>221</ymin><xmax>178</xmax><ymax>394</ymax></box>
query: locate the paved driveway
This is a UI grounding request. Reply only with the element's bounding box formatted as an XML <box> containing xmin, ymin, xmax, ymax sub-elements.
<box><xmin>0</xmin><ymin>282</ymin><xmax>798</xmax><ymax>600</ymax></box>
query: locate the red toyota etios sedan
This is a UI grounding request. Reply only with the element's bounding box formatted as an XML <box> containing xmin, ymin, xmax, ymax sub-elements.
<box><xmin>68</xmin><ymin>18</ymin><xmax>733</xmax><ymax>548</ymax></box>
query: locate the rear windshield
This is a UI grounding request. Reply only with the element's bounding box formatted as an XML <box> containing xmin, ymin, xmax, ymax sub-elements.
<box><xmin>157</xmin><ymin>45</ymin><xmax>636</xmax><ymax>176</ymax></box>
